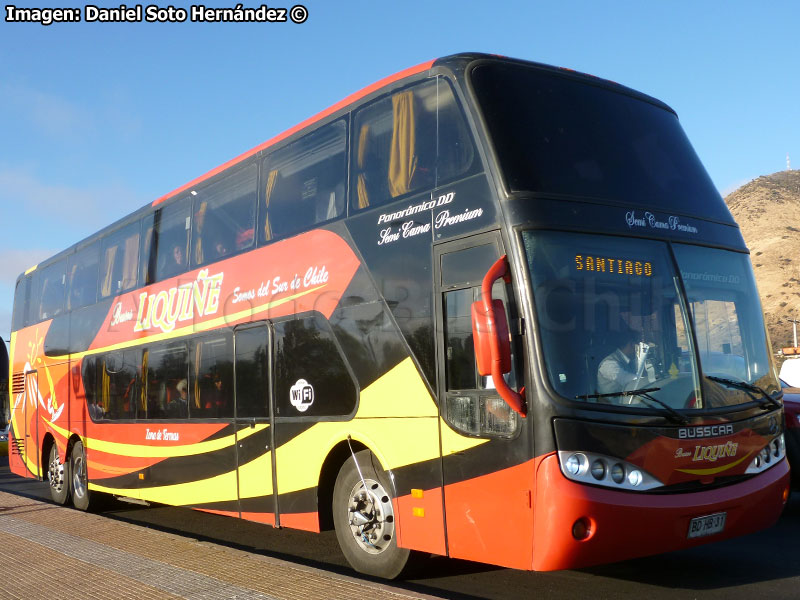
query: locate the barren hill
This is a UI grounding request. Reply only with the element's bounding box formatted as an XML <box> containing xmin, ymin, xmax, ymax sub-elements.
<box><xmin>725</xmin><ymin>170</ymin><xmax>800</xmax><ymax>353</ymax></box>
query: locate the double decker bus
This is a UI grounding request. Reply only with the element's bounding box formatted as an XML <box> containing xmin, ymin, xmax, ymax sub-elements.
<box><xmin>8</xmin><ymin>54</ymin><xmax>789</xmax><ymax>578</ymax></box>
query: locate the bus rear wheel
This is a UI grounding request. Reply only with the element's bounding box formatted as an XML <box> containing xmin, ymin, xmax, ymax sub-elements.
<box><xmin>332</xmin><ymin>450</ymin><xmax>410</xmax><ymax>579</ymax></box>
<box><xmin>70</xmin><ymin>440</ymin><xmax>96</xmax><ymax>511</ymax></box>
<box><xmin>47</xmin><ymin>443</ymin><xmax>69</xmax><ymax>505</ymax></box>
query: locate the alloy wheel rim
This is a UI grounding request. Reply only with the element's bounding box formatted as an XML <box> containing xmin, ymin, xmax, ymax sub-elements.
<box><xmin>346</xmin><ymin>478</ymin><xmax>395</xmax><ymax>555</ymax></box>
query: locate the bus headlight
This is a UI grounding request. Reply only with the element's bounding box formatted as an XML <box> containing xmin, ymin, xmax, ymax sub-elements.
<box><xmin>610</xmin><ymin>463</ymin><xmax>625</xmax><ymax>484</ymax></box>
<box><xmin>565</xmin><ymin>453</ymin><xmax>588</xmax><ymax>476</ymax></box>
<box><xmin>557</xmin><ymin>451</ymin><xmax>663</xmax><ymax>491</ymax></box>
<box><xmin>591</xmin><ymin>459</ymin><xmax>606</xmax><ymax>480</ymax></box>
<box><xmin>745</xmin><ymin>435</ymin><xmax>785</xmax><ymax>475</ymax></box>
<box><xmin>627</xmin><ymin>469</ymin><xmax>643</xmax><ymax>487</ymax></box>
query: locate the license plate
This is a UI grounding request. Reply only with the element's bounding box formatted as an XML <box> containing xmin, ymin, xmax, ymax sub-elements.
<box><xmin>687</xmin><ymin>512</ymin><xmax>726</xmax><ymax>539</ymax></box>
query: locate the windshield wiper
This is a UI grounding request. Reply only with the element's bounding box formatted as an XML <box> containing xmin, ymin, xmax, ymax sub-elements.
<box><xmin>576</xmin><ymin>387</ymin><xmax>688</xmax><ymax>424</ymax></box>
<box><xmin>705</xmin><ymin>376</ymin><xmax>782</xmax><ymax>409</ymax></box>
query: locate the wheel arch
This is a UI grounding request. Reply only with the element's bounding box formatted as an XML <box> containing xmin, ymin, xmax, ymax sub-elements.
<box><xmin>317</xmin><ymin>439</ymin><xmax>368</xmax><ymax>531</ymax></box>
<box><xmin>40</xmin><ymin>432</ymin><xmax>56</xmax><ymax>479</ymax></box>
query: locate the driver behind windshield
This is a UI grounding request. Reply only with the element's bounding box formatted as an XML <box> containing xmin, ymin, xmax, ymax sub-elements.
<box><xmin>597</xmin><ymin>327</ymin><xmax>641</xmax><ymax>395</ymax></box>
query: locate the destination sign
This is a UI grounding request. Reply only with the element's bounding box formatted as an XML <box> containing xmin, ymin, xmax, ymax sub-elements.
<box><xmin>574</xmin><ymin>254</ymin><xmax>653</xmax><ymax>277</ymax></box>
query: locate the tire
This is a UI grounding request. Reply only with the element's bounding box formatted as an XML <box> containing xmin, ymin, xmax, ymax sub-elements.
<box><xmin>47</xmin><ymin>443</ymin><xmax>70</xmax><ymax>505</ymax></box>
<box><xmin>332</xmin><ymin>450</ymin><xmax>410</xmax><ymax>579</ymax></box>
<box><xmin>70</xmin><ymin>440</ymin><xmax>97</xmax><ymax>511</ymax></box>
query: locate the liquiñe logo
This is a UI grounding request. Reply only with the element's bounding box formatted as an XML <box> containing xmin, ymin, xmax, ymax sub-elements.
<box><xmin>290</xmin><ymin>379</ymin><xmax>314</xmax><ymax>412</ymax></box>
<box><xmin>134</xmin><ymin>269</ymin><xmax>224</xmax><ymax>334</ymax></box>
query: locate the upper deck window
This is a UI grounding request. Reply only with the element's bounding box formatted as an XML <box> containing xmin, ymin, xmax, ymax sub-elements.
<box><xmin>67</xmin><ymin>242</ymin><xmax>100</xmax><ymax>310</ymax></box>
<box><xmin>471</xmin><ymin>62</ymin><xmax>726</xmax><ymax>219</ymax></box>
<box><xmin>99</xmin><ymin>221</ymin><xmax>140</xmax><ymax>299</ymax></box>
<box><xmin>35</xmin><ymin>260</ymin><xmax>67</xmax><ymax>321</ymax></box>
<box><xmin>260</xmin><ymin>121</ymin><xmax>346</xmax><ymax>243</ymax></box>
<box><xmin>351</xmin><ymin>77</ymin><xmax>476</xmax><ymax>211</ymax></box>
<box><xmin>141</xmin><ymin>198</ymin><xmax>191</xmax><ymax>285</ymax></box>
<box><xmin>192</xmin><ymin>164</ymin><xmax>257</xmax><ymax>266</ymax></box>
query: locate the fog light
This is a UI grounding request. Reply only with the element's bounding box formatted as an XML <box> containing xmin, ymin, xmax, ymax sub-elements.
<box><xmin>591</xmin><ymin>459</ymin><xmax>606</xmax><ymax>480</ymax></box>
<box><xmin>611</xmin><ymin>463</ymin><xmax>625</xmax><ymax>484</ymax></box>
<box><xmin>572</xmin><ymin>517</ymin><xmax>592</xmax><ymax>540</ymax></box>
<box><xmin>627</xmin><ymin>469</ymin><xmax>643</xmax><ymax>487</ymax></box>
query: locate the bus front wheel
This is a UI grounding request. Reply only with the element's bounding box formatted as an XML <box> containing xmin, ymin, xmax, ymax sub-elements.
<box><xmin>332</xmin><ymin>450</ymin><xmax>410</xmax><ymax>579</ymax></box>
<box><xmin>47</xmin><ymin>443</ymin><xmax>69</xmax><ymax>505</ymax></box>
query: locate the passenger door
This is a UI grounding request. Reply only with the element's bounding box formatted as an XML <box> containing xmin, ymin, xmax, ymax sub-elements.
<box><xmin>24</xmin><ymin>370</ymin><xmax>40</xmax><ymax>478</ymax></box>
<box><xmin>234</xmin><ymin>323</ymin><xmax>279</xmax><ymax>525</ymax></box>
<box><xmin>435</xmin><ymin>234</ymin><xmax>534</xmax><ymax>569</ymax></box>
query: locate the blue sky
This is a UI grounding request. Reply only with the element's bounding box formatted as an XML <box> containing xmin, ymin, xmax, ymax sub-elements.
<box><xmin>1</xmin><ymin>0</ymin><xmax>798</xmax><ymax>341</ymax></box>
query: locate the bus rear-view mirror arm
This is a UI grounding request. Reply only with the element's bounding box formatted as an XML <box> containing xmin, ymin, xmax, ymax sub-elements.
<box><xmin>471</xmin><ymin>255</ymin><xmax>527</xmax><ymax>417</ymax></box>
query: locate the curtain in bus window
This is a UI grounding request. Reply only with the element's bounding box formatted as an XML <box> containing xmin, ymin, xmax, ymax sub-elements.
<box><xmin>388</xmin><ymin>91</ymin><xmax>416</xmax><ymax>198</ymax></box>
<box><xmin>100</xmin><ymin>246</ymin><xmax>117</xmax><ymax>298</ymax></box>
<box><xmin>194</xmin><ymin>202</ymin><xmax>208</xmax><ymax>264</ymax></box>
<box><xmin>140</xmin><ymin>349</ymin><xmax>148</xmax><ymax>417</ymax></box>
<box><xmin>140</xmin><ymin>218</ymin><xmax>155</xmax><ymax>286</ymax></box>
<box><xmin>101</xmin><ymin>362</ymin><xmax>111</xmax><ymax>413</ymax></box>
<box><xmin>357</xmin><ymin>124</ymin><xmax>370</xmax><ymax>208</ymax></box>
<box><xmin>193</xmin><ymin>341</ymin><xmax>202</xmax><ymax>410</ymax></box>
<box><xmin>122</xmin><ymin>233</ymin><xmax>138</xmax><ymax>290</ymax></box>
<box><xmin>263</xmin><ymin>169</ymin><xmax>278</xmax><ymax>242</ymax></box>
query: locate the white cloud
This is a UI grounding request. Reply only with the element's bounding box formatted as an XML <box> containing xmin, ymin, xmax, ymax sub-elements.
<box><xmin>0</xmin><ymin>165</ymin><xmax>145</xmax><ymax>231</ymax></box>
<box><xmin>0</xmin><ymin>82</ymin><xmax>90</xmax><ymax>138</ymax></box>
<box><xmin>0</xmin><ymin>249</ymin><xmax>58</xmax><ymax>282</ymax></box>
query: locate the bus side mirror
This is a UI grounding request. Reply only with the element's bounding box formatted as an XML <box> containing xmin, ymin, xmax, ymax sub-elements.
<box><xmin>472</xmin><ymin>299</ymin><xmax>511</xmax><ymax>376</ymax></box>
<box><xmin>470</xmin><ymin>255</ymin><xmax>527</xmax><ymax>417</ymax></box>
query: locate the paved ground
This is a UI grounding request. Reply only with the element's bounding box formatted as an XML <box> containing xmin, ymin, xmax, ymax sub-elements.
<box><xmin>4</xmin><ymin>458</ymin><xmax>800</xmax><ymax>599</ymax></box>
<box><xmin>0</xmin><ymin>490</ymin><xmax>437</xmax><ymax>600</ymax></box>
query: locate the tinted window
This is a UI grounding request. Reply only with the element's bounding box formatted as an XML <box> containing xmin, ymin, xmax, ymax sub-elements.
<box><xmin>93</xmin><ymin>349</ymin><xmax>140</xmax><ymax>421</ymax></box>
<box><xmin>261</xmin><ymin>121</ymin><xmax>347</xmax><ymax>242</ymax></box>
<box><xmin>145</xmin><ymin>342</ymin><xmax>189</xmax><ymax>419</ymax></box>
<box><xmin>35</xmin><ymin>260</ymin><xmax>67</xmax><ymax>321</ymax></box>
<box><xmin>235</xmin><ymin>325</ymin><xmax>269</xmax><ymax>418</ymax></box>
<box><xmin>193</xmin><ymin>164</ymin><xmax>257</xmax><ymax>266</ymax></box>
<box><xmin>471</xmin><ymin>62</ymin><xmax>725</xmax><ymax>217</ymax></box>
<box><xmin>274</xmin><ymin>313</ymin><xmax>357</xmax><ymax>418</ymax></box>
<box><xmin>191</xmin><ymin>331</ymin><xmax>234</xmax><ymax>419</ymax></box>
<box><xmin>99</xmin><ymin>222</ymin><xmax>140</xmax><ymax>299</ymax></box>
<box><xmin>141</xmin><ymin>199</ymin><xmax>191</xmax><ymax>285</ymax></box>
<box><xmin>440</xmin><ymin>243</ymin><xmax>497</xmax><ymax>288</ymax></box>
<box><xmin>351</xmin><ymin>77</ymin><xmax>475</xmax><ymax>211</ymax></box>
<box><xmin>67</xmin><ymin>242</ymin><xmax>100</xmax><ymax>310</ymax></box>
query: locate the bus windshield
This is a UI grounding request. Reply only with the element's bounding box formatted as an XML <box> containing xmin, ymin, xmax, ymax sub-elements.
<box><xmin>523</xmin><ymin>231</ymin><xmax>778</xmax><ymax>411</ymax></box>
<box><xmin>470</xmin><ymin>62</ymin><xmax>725</xmax><ymax>218</ymax></box>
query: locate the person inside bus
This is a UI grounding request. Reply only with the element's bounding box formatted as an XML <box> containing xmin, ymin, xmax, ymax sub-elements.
<box><xmin>159</xmin><ymin>241</ymin><xmax>186</xmax><ymax>280</ymax></box>
<box><xmin>597</xmin><ymin>327</ymin><xmax>641</xmax><ymax>396</ymax></box>
<box><xmin>203</xmin><ymin>374</ymin><xmax>227</xmax><ymax>415</ymax></box>
<box><xmin>168</xmin><ymin>378</ymin><xmax>189</xmax><ymax>418</ymax></box>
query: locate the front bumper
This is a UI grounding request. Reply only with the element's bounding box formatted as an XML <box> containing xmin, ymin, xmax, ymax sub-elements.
<box><xmin>533</xmin><ymin>452</ymin><xmax>789</xmax><ymax>571</ymax></box>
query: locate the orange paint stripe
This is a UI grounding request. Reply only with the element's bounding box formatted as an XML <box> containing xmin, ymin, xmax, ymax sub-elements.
<box><xmin>152</xmin><ymin>59</ymin><xmax>435</xmax><ymax>207</ymax></box>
